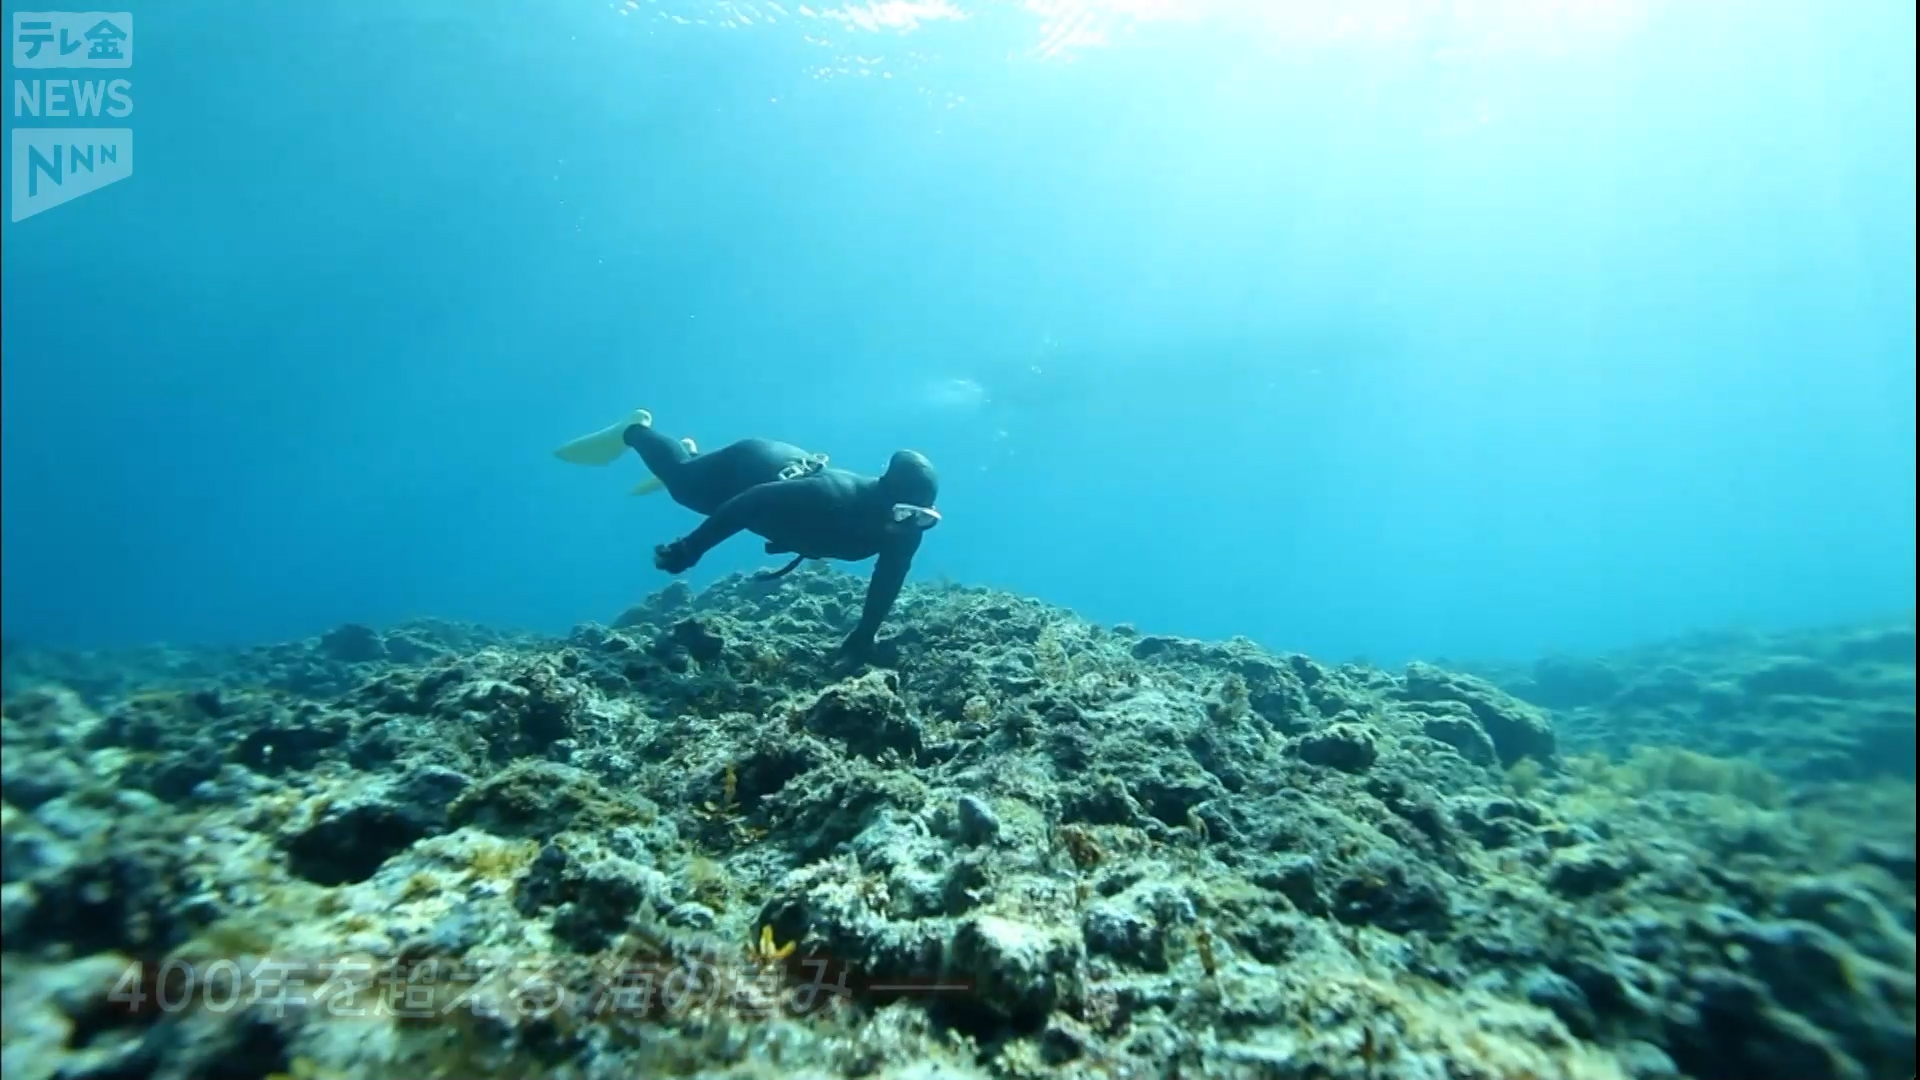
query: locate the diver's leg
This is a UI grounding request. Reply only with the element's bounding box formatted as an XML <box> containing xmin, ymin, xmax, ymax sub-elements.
<box><xmin>622</xmin><ymin>421</ymin><xmax>695</xmax><ymax>478</ymax></box>
<box><xmin>655</xmin><ymin>438</ymin><xmax>813</xmax><ymax>509</ymax></box>
<box><xmin>659</xmin><ymin>438</ymin><xmax>772</xmax><ymax>501</ymax></box>
<box><xmin>679</xmin><ymin>439</ymin><xmax>779</xmax><ymax>477</ymax></box>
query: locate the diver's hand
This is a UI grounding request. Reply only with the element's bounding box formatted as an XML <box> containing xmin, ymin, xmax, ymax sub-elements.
<box><xmin>653</xmin><ymin>540</ymin><xmax>697</xmax><ymax>575</ymax></box>
<box><xmin>834</xmin><ymin>630</ymin><xmax>901</xmax><ymax>671</ymax></box>
<box><xmin>833</xmin><ymin>630</ymin><xmax>874</xmax><ymax>668</ymax></box>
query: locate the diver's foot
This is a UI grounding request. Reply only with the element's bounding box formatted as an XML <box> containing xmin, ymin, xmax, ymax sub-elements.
<box><xmin>552</xmin><ymin>408</ymin><xmax>651</xmax><ymax>466</ymax></box>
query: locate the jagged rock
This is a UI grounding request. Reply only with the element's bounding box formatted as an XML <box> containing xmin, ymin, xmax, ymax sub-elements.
<box><xmin>1522</xmin><ymin>968</ymin><xmax>1597</xmax><ymax>1037</ymax></box>
<box><xmin>954</xmin><ymin>794</ymin><xmax>1000</xmax><ymax>846</ymax></box>
<box><xmin>448</xmin><ymin>760</ymin><xmax>655</xmax><ymax>841</ymax></box>
<box><xmin>947</xmin><ymin>914</ymin><xmax>1084</xmax><ymax>1025</ymax></box>
<box><xmin>1548</xmin><ymin>844</ymin><xmax>1636</xmax><ymax>897</ymax></box>
<box><xmin>1850</xmin><ymin>839</ymin><xmax>1915</xmax><ymax>880</ymax></box>
<box><xmin>1081</xmin><ymin>902</ymin><xmax>1168</xmax><ymax>971</ymax></box>
<box><xmin>1741</xmin><ymin>657</ymin><xmax>1851</xmax><ymax>698</ymax></box>
<box><xmin>1292</xmin><ymin>722</ymin><xmax>1378</xmax><ymax>773</ymax></box>
<box><xmin>1473</xmin><ymin>620</ymin><xmax>1917</xmax><ymax>783</ymax></box>
<box><xmin>941</xmin><ymin>854</ymin><xmax>994</xmax><ymax>915</ymax></box>
<box><xmin>284</xmin><ymin>773</ymin><xmax>463</xmax><ymax>886</ymax></box>
<box><xmin>0</xmin><ymin>750</ymin><xmax>88</xmax><ymax>810</ymax></box>
<box><xmin>514</xmin><ymin>834</ymin><xmax>668</xmax><ymax>953</ymax></box>
<box><xmin>319</xmin><ymin>622</ymin><xmax>388</xmax><ymax>663</ymax></box>
<box><xmin>8</xmin><ymin>827</ymin><xmax>198</xmax><ymax>957</ymax></box>
<box><xmin>1671</xmin><ymin>967</ymin><xmax>1862</xmax><ymax>1080</ymax></box>
<box><xmin>0</xmin><ymin>953</ymin><xmax>159</xmax><ymax>1080</ymax></box>
<box><xmin>765</xmin><ymin>762</ymin><xmax>928</xmax><ymax>861</ymax></box>
<box><xmin>127</xmin><ymin>744</ymin><xmax>227</xmax><ymax>802</ymax></box>
<box><xmin>1128</xmin><ymin>763</ymin><xmax>1220</xmax><ymax>826</ymax></box>
<box><xmin>231</xmin><ymin>707</ymin><xmax>350</xmax><ymax>775</ymax></box>
<box><xmin>665</xmin><ymin>901</ymin><xmax>716</xmax><ymax>929</ymax></box>
<box><xmin>656</xmin><ymin>616</ymin><xmax>726</xmax><ymax>665</ymax></box>
<box><xmin>1407</xmin><ymin>702</ymin><xmax>1500</xmax><ymax>766</ymax></box>
<box><xmin>1250</xmin><ymin>854</ymin><xmax>1324</xmax><ymax>914</ymax></box>
<box><xmin>1401</xmin><ymin>662</ymin><xmax>1558</xmax><ymax>765</ymax></box>
<box><xmin>1128</xmin><ymin>635</ymin><xmax>1213</xmax><ymax>664</ymax></box>
<box><xmin>802</xmin><ymin>670</ymin><xmax>923</xmax><ymax>761</ymax></box>
<box><xmin>448</xmin><ymin>659</ymin><xmax>581</xmax><ymax>760</ymax></box>
<box><xmin>284</xmin><ymin>765</ymin><xmax>465</xmax><ymax>884</ymax></box>
<box><xmin>1616</xmin><ymin>1041</ymin><xmax>1682</xmax><ymax>1080</ymax></box>
<box><xmin>0</xmin><ymin>573</ymin><xmax>1910</xmax><ymax>1080</ymax></box>
<box><xmin>1331</xmin><ymin>851</ymin><xmax>1451</xmax><ymax>933</ymax></box>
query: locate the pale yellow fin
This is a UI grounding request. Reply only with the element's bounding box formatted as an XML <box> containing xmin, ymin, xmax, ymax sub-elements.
<box><xmin>630</xmin><ymin>476</ymin><xmax>666</xmax><ymax>496</ymax></box>
<box><xmin>680</xmin><ymin>437</ymin><xmax>698</xmax><ymax>454</ymax></box>
<box><xmin>552</xmin><ymin>408</ymin><xmax>651</xmax><ymax>466</ymax></box>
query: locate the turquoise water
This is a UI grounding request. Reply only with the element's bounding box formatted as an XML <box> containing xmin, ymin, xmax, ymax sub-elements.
<box><xmin>2</xmin><ymin>0</ymin><xmax>1913</xmax><ymax>663</ymax></box>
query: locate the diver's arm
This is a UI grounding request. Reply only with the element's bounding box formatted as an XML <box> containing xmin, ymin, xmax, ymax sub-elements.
<box><xmin>654</xmin><ymin>482</ymin><xmax>784</xmax><ymax>572</ymax></box>
<box><xmin>842</xmin><ymin>532</ymin><xmax>920</xmax><ymax>652</ymax></box>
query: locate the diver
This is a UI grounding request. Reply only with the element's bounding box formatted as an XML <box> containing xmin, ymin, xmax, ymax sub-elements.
<box><xmin>654</xmin><ymin>449</ymin><xmax>940</xmax><ymax>659</ymax></box>
<box><xmin>552</xmin><ymin>408</ymin><xmax>829</xmax><ymax>514</ymax></box>
<box><xmin>554</xmin><ymin>409</ymin><xmax>941</xmax><ymax>658</ymax></box>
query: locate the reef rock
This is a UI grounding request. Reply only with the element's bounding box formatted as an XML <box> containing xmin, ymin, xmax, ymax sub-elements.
<box><xmin>0</xmin><ymin>567</ymin><xmax>1909</xmax><ymax>1080</ymax></box>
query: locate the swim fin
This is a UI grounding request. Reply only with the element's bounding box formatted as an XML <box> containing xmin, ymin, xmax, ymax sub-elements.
<box><xmin>553</xmin><ymin>408</ymin><xmax>651</xmax><ymax>466</ymax></box>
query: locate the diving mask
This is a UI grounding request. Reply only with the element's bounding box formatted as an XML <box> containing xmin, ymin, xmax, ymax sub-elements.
<box><xmin>890</xmin><ymin>504</ymin><xmax>941</xmax><ymax>531</ymax></box>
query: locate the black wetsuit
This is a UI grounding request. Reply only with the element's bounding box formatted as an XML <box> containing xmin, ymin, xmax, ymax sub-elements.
<box><xmin>622</xmin><ymin>423</ymin><xmax>820</xmax><ymax>517</ymax></box>
<box><xmin>654</xmin><ymin>450</ymin><xmax>940</xmax><ymax>654</ymax></box>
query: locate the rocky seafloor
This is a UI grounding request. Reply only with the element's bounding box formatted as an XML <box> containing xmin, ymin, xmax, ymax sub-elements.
<box><xmin>1462</xmin><ymin>622</ymin><xmax>1916</xmax><ymax>787</ymax></box>
<box><xmin>1</xmin><ymin>568</ymin><xmax>1913</xmax><ymax>1080</ymax></box>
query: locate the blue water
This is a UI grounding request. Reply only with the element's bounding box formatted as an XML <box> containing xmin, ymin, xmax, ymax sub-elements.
<box><xmin>2</xmin><ymin>0</ymin><xmax>1914</xmax><ymax>665</ymax></box>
